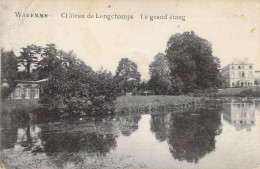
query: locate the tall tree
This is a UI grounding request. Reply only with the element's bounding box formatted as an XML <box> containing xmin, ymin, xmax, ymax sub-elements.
<box><xmin>18</xmin><ymin>44</ymin><xmax>41</xmax><ymax>79</ymax></box>
<box><xmin>1</xmin><ymin>49</ymin><xmax>18</xmax><ymax>99</ymax></box>
<box><xmin>165</xmin><ymin>31</ymin><xmax>221</xmax><ymax>93</ymax></box>
<box><xmin>115</xmin><ymin>58</ymin><xmax>141</xmax><ymax>93</ymax></box>
<box><xmin>149</xmin><ymin>53</ymin><xmax>173</xmax><ymax>95</ymax></box>
<box><xmin>37</xmin><ymin>44</ymin><xmax>60</xmax><ymax>79</ymax></box>
<box><xmin>40</xmin><ymin>51</ymin><xmax>117</xmax><ymax>114</ymax></box>
<box><xmin>40</xmin><ymin>51</ymin><xmax>93</xmax><ymax>112</ymax></box>
<box><xmin>89</xmin><ymin>68</ymin><xmax>117</xmax><ymax>113</ymax></box>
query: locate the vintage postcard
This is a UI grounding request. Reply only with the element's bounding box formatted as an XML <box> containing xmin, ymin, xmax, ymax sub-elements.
<box><xmin>1</xmin><ymin>0</ymin><xmax>260</xmax><ymax>169</ymax></box>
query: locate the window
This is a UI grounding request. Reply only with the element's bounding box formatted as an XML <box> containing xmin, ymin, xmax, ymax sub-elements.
<box><xmin>249</xmin><ymin>65</ymin><xmax>252</xmax><ymax>69</ymax></box>
<box><xmin>14</xmin><ymin>87</ymin><xmax>21</xmax><ymax>99</ymax></box>
<box><xmin>242</xmin><ymin>72</ymin><xmax>245</xmax><ymax>77</ymax></box>
<box><xmin>25</xmin><ymin>88</ymin><xmax>31</xmax><ymax>99</ymax></box>
<box><xmin>232</xmin><ymin>82</ymin><xmax>235</xmax><ymax>87</ymax></box>
<box><xmin>34</xmin><ymin>88</ymin><xmax>39</xmax><ymax>98</ymax></box>
<box><xmin>238</xmin><ymin>66</ymin><xmax>241</xmax><ymax>69</ymax></box>
<box><xmin>232</xmin><ymin>66</ymin><xmax>234</xmax><ymax>69</ymax></box>
<box><xmin>239</xmin><ymin>71</ymin><xmax>245</xmax><ymax>77</ymax></box>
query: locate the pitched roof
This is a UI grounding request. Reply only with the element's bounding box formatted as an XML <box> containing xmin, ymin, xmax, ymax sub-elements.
<box><xmin>15</xmin><ymin>79</ymin><xmax>48</xmax><ymax>83</ymax></box>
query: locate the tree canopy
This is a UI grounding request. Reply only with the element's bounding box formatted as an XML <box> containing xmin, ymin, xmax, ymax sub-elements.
<box><xmin>115</xmin><ymin>58</ymin><xmax>141</xmax><ymax>93</ymax></box>
<box><xmin>37</xmin><ymin>44</ymin><xmax>60</xmax><ymax>79</ymax></box>
<box><xmin>149</xmin><ymin>53</ymin><xmax>173</xmax><ymax>95</ymax></box>
<box><xmin>39</xmin><ymin>50</ymin><xmax>117</xmax><ymax>114</ymax></box>
<box><xmin>18</xmin><ymin>44</ymin><xmax>41</xmax><ymax>79</ymax></box>
<box><xmin>1</xmin><ymin>49</ymin><xmax>18</xmax><ymax>99</ymax></box>
<box><xmin>165</xmin><ymin>31</ymin><xmax>221</xmax><ymax>93</ymax></box>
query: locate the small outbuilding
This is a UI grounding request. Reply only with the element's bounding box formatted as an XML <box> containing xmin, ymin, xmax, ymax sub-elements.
<box><xmin>8</xmin><ymin>79</ymin><xmax>47</xmax><ymax>99</ymax></box>
<box><xmin>141</xmin><ymin>90</ymin><xmax>154</xmax><ymax>96</ymax></box>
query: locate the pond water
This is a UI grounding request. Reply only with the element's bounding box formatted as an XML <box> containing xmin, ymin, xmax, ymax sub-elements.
<box><xmin>1</xmin><ymin>100</ymin><xmax>260</xmax><ymax>169</ymax></box>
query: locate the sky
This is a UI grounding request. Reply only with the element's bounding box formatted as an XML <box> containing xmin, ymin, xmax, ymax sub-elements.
<box><xmin>1</xmin><ymin>0</ymin><xmax>260</xmax><ymax>80</ymax></box>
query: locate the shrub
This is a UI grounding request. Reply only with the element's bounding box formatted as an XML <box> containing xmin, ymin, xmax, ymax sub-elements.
<box><xmin>235</xmin><ymin>88</ymin><xmax>260</xmax><ymax>97</ymax></box>
<box><xmin>39</xmin><ymin>52</ymin><xmax>117</xmax><ymax>115</ymax></box>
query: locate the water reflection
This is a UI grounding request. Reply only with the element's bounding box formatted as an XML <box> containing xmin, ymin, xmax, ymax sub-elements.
<box><xmin>0</xmin><ymin>126</ymin><xmax>17</xmax><ymax>149</ymax></box>
<box><xmin>1</xmin><ymin>100</ymin><xmax>259</xmax><ymax>169</ymax></box>
<box><xmin>150</xmin><ymin>110</ymin><xmax>222</xmax><ymax>163</ymax></box>
<box><xmin>14</xmin><ymin>125</ymin><xmax>43</xmax><ymax>152</ymax></box>
<box><xmin>118</xmin><ymin>113</ymin><xmax>141</xmax><ymax>136</ymax></box>
<box><xmin>1</xmin><ymin>112</ymin><xmax>141</xmax><ymax>155</ymax></box>
<box><xmin>222</xmin><ymin>101</ymin><xmax>255</xmax><ymax>131</ymax></box>
<box><xmin>42</xmin><ymin>132</ymin><xmax>117</xmax><ymax>155</ymax></box>
<box><xmin>0</xmin><ymin>125</ymin><xmax>43</xmax><ymax>152</ymax></box>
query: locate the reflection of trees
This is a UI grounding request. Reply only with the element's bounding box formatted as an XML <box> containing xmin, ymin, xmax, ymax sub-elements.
<box><xmin>116</xmin><ymin>113</ymin><xmax>141</xmax><ymax>136</ymax></box>
<box><xmin>150</xmin><ymin>114</ymin><xmax>169</xmax><ymax>142</ymax></box>
<box><xmin>168</xmin><ymin>111</ymin><xmax>222</xmax><ymax>163</ymax></box>
<box><xmin>0</xmin><ymin>110</ymin><xmax>30</xmax><ymax>150</ymax></box>
<box><xmin>40</xmin><ymin>129</ymin><xmax>117</xmax><ymax>168</ymax></box>
<box><xmin>150</xmin><ymin>110</ymin><xmax>222</xmax><ymax>163</ymax></box>
<box><xmin>0</xmin><ymin>126</ymin><xmax>17</xmax><ymax>149</ymax></box>
<box><xmin>1</xmin><ymin>111</ymin><xmax>141</xmax><ymax>152</ymax></box>
<box><xmin>1</xmin><ymin>124</ymin><xmax>43</xmax><ymax>152</ymax></box>
<box><xmin>42</xmin><ymin>130</ymin><xmax>117</xmax><ymax>156</ymax></box>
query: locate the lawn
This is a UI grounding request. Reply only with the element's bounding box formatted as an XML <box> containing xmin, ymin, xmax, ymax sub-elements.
<box><xmin>1</xmin><ymin>96</ymin><xmax>206</xmax><ymax>113</ymax></box>
<box><xmin>217</xmin><ymin>86</ymin><xmax>260</xmax><ymax>96</ymax></box>
<box><xmin>114</xmin><ymin>95</ymin><xmax>203</xmax><ymax>111</ymax></box>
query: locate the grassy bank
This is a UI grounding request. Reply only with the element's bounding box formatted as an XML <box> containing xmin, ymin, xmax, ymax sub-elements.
<box><xmin>216</xmin><ymin>86</ymin><xmax>260</xmax><ymax>97</ymax></box>
<box><xmin>1</xmin><ymin>96</ymin><xmax>207</xmax><ymax>114</ymax></box>
<box><xmin>114</xmin><ymin>95</ymin><xmax>204</xmax><ymax>112</ymax></box>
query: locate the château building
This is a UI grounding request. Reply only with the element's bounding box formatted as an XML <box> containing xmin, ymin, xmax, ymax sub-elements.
<box><xmin>221</xmin><ymin>58</ymin><xmax>254</xmax><ymax>88</ymax></box>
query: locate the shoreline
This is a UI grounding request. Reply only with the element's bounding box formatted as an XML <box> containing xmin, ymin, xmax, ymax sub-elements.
<box><xmin>1</xmin><ymin>94</ymin><xmax>259</xmax><ymax>114</ymax></box>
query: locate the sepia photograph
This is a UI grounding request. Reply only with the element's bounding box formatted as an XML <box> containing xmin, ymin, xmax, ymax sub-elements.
<box><xmin>1</xmin><ymin>0</ymin><xmax>260</xmax><ymax>168</ymax></box>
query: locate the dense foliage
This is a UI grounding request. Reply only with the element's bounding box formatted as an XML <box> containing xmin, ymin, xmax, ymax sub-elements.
<box><xmin>18</xmin><ymin>44</ymin><xmax>41</xmax><ymax>79</ymax></box>
<box><xmin>39</xmin><ymin>50</ymin><xmax>117</xmax><ymax>114</ymax></box>
<box><xmin>2</xmin><ymin>44</ymin><xmax>118</xmax><ymax>114</ymax></box>
<box><xmin>36</xmin><ymin>44</ymin><xmax>60</xmax><ymax>79</ymax></box>
<box><xmin>88</xmin><ymin>68</ymin><xmax>118</xmax><ymax>113</ymax></box>
<box><xmin>115</xmin><ymin>58</ymin><xmax>141</xmax><ymax>93</ymax></box>
<box><xmin>165</xmin><ymin>31</ymin><xmax>221</xmax><ymax>94</ymax></box>
<box><xmin>1</xmin><ymin>49</ymin><xmax>18</xmax><ymax>99</ymax></box>
<box><xmin>149</xmin><ymin>53</ymin><xmax>173</xmax><ymax>95</ymax></box>
<box><xmin>2</xmin><ymin>31</ymin><xmax>224</xmax><ymax>114</ymax></box>
<box><xmin>234</xmin><ymin>88</ymin><xmax>260</xmax><ymax>97</ymax></box>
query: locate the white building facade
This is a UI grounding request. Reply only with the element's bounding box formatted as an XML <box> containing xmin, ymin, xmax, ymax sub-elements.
<box><xmin>221</xmin><ymin>58</ymin><xmax>255</xmax><ymax>88</ymax></box>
